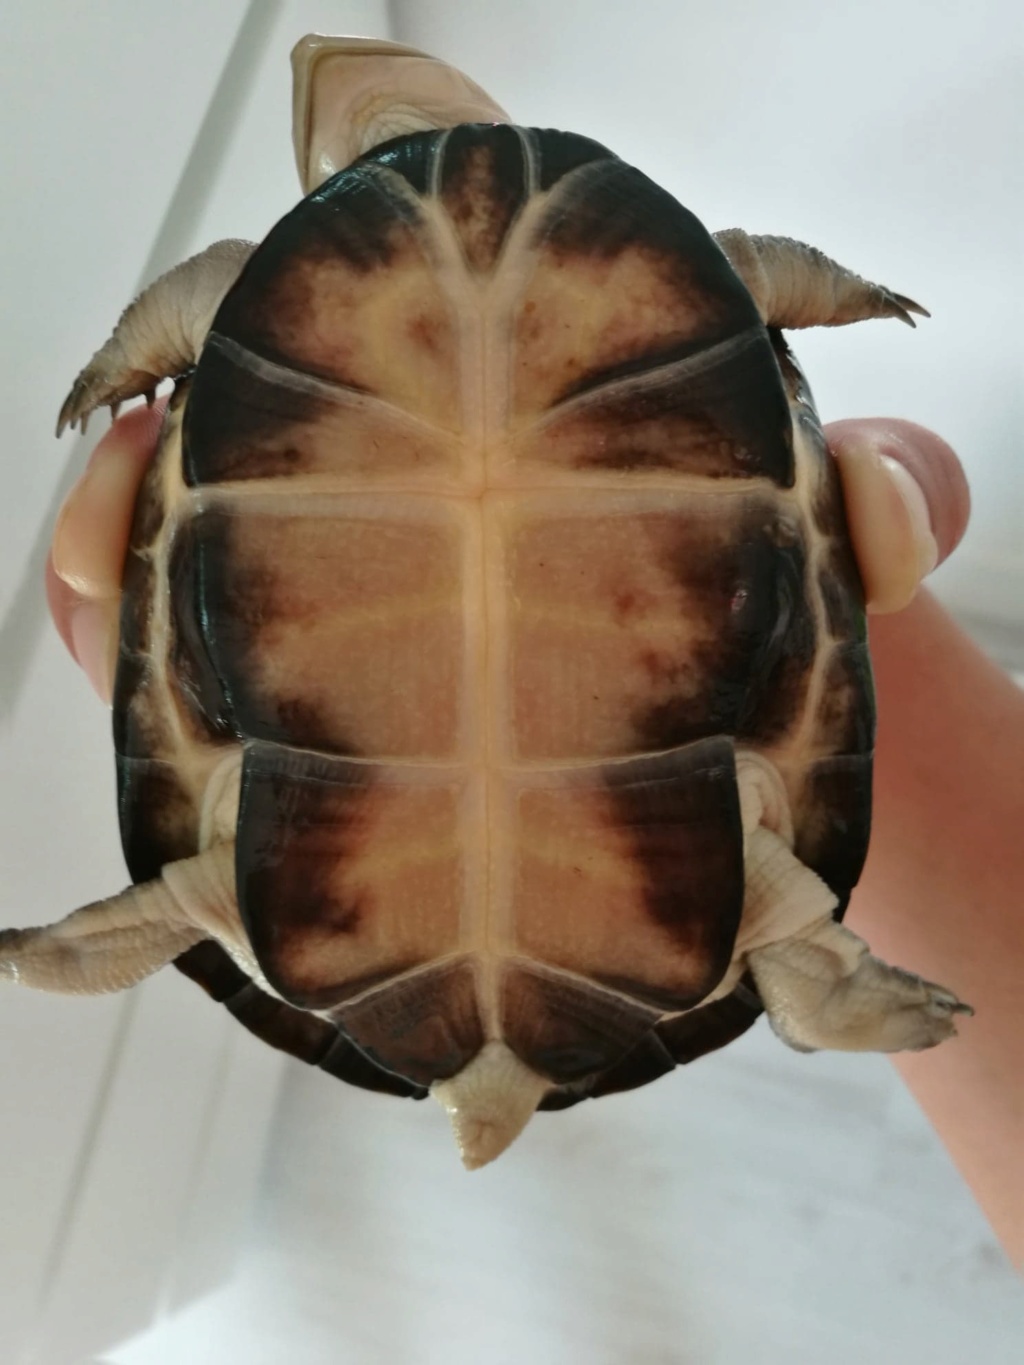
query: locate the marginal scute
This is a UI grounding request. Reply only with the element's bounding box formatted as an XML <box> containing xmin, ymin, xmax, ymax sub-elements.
<box><xmin>175</xmin><ymin>941</ymin><xmax>426</xmax><ymax>1097</ymax></box>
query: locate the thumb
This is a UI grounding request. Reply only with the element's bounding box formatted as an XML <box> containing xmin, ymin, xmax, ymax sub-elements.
<box><xmin>826</xmin><ymin>419</ymin><xmax>971</xmax><ymax>614</ymax></box>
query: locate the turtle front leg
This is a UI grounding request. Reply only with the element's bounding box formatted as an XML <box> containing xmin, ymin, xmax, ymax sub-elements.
<box><xmin>0</xmin><ymin>843</ymin><xmax>248</xmax><ymax>994</ymax></box>
<box><xmin>57</xmin><ymin>238</ymin><xmax>256</xmax><ymax>436</ymax></box>
<box><xmin>747</xmin><ymin>917</ymin><xmax>973</xmax><ymax>1053</ymax></box>
<box><xmin>713</xmin><ymin>229</ymin><xmax>928</xmax><ymax>331</ymax></box>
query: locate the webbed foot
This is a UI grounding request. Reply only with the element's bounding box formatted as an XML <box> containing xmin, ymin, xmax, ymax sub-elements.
<box><xmin>748</xmin><ymin>917</ymin><xmax>973</xmax><ymax>1053</ymax></box>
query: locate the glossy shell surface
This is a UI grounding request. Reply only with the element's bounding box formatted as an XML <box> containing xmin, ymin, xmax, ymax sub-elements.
<box><xmin>115</xmin><ymin>126</ymin><xmax>873</xmax><ymax>1106</ymax></box>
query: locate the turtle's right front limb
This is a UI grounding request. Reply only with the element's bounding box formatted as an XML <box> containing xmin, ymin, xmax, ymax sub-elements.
<box><xmin>57</xmin><ymin>238</ymin><xmax>255</xmax><ymax>436</ymax></box>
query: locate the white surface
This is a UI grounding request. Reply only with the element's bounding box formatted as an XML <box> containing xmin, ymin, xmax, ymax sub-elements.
<box><xmin>113</xmin><ymin>1025</ymin><xmax>1024</xmax><ymax>1365</ymax></box>
<box><xmin>2</xmin><ymin>1</ymin><xmax>1021</xmax><ymax>1361</ymax></box>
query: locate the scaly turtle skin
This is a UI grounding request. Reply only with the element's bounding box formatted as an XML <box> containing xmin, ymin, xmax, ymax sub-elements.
<box><xmin>2</xmin><ymin>38</ymin><xmax>970</xmax><ymax>1169</ymax></box>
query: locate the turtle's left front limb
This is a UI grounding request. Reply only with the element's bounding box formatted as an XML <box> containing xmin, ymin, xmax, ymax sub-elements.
<box><xmin>57</xmin><ymin>238</ymin><xmax>255</xmax><ymax>436</ymax></box>
<box><xmin>735</xmin><ymin>756</ymin><xmax>972</xmax><ymax>1052</ymax></box>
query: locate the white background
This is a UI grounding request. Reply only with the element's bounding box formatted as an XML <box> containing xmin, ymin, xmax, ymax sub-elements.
<box><xmin>1</xmin><ymin>2</ymin><xmax>1021</xmax><ymax>1361</ymax></box>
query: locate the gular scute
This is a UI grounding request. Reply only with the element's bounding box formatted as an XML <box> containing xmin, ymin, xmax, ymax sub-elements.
<box><xmin>114</xmin><ymin>124</ymin><xmax>875</xmax><ymax>1101</ymax></box>
<box><xmin>439</xmin><ymin>124</ymin><xmax>528</xmax><ymax>271</ymax></box>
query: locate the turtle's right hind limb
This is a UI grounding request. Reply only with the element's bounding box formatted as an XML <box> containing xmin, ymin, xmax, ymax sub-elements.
<box><xmin>0</xmin><ymin>843</ymin><xmax>241</xmax><ymax>995</ymax></box>
<box><xmin>747</xmin><ymin>915</ymin><xmax>973</xmax><ymax>1054</ymax></box>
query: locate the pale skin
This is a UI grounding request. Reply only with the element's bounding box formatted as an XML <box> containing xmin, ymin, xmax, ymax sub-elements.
<box><xmin>43</xmin><ymin>401</ymin><xmax>1022</xmax><ymax>1256</ymax></box>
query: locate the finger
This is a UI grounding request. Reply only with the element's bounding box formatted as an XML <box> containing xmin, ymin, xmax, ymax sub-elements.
<box><xmin>46</xmin><ymin>552</ymin><xmax>121</xmax><ymax>704</ymax></box>
<box><xmin>48</xmin><ymin>399</ymin><xmax>167</xmax><ymax>701</ymax></box>
<box><xmin>826</xmin><ymin>419</ymin><xmax>971</xmax><ymax>615</ymax></box>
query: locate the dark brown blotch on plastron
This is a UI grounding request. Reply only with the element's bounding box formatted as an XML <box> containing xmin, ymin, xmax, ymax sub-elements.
<box><xmin>769</xmin><ymin>329</ymin><xmax>817</xmax><ymax>410</ymax></box>
<box><xmin>114</xmin><ymin>649</ymin><xmax>199</xmax><ymax>764</ymax></box>
<box><xmin>793</xmin><ymin>754</ymin><xmax>873</xmax><ymax>915</ymax></box>
<box><xmin>501</xmin><ymin>961</ymin><xmax>662</xmax><ymax>1084</ymax></box>
<box><xmin>550</xmin><ymin>329</ymin><xmax>793</xmax><ymax>484</ymax></box>
<box><xmin>814</xmin><ymin>643</ymin><xmax>876</xmax><ymax>756</ymax></box>
<box><xmin>818</xmin><ymin>546</ymin><xmax>865</xmax><ymax>640</ymax></box>
<box><xmin>211</xmin><ymin>163</ymin><xmax>424</xmax><ymax>375</ymax></box>
<box><xmin>600</xmin><ymin>738</ymin><xmax>744</xmax><ymax>1001</ymax></box>
<box><xmin>236</xmin><ymin>744</ymin><xmax>374</xmax><ymax>1007</ymax></box>
<box><xmin>540</xmin><ymin>159</ymin><xmax>756</xmax><ymax>329</ymax></box>
<box><xmin>360</xmin><ymin>129</ymin><xmax>440</xmax><ymax>195</ymax></box>
<box><xmin>116</xmin><ymin>754</ymin><xmax>200</xmax><ymax>884</ymax></box>
<box><xmin>331</xmin><ymin>957</ymin><xmax>484</xmax><ymax>1086</ymax></box>
<box><xmin>166</xmin><ymin>518</ymin><xmax>240</xmax><ymax>742</ymax></box>
<box><xmin>170</xmin><ymin>507</ymin><xmax>345</xmax><ymax>755</ymax></box>
<box><xmin>174</xmin><ymin>941</ymin><xmax>426</xmax><ymax>1098</ymax></box>
<box><xmin>632</xmin><ymin>507</ymin><xmax>815</xmax><ymax>753</ymax></box>
<box><xmin>533</xmin><ymin>128</ymin><xmax>613</xmax><ymax>192</ymax></box>
<box><xmin>513</xmin><ymin>157</ymin><xmax>769</xmax><ymax>420</ymax></box>
<box><xmin>439</xmin><ymin>124</ymin><xmax>527</xmax><ymax>272</ymax></box>
<box><xmin>736</xmin><ymin>531</ymin><xmax>817</xmax><ymax>745</ymax></box>
<box><xmin>184</xmin><ymin>335</ymin><xmax>334</xmax><ymax>485</ymax></box>
<box><xmin>127</xmin><ymin>454</ymin><xmax>173</xmax><ymax>555</ymax></box>
<box><xmin>117</xmin><ymin>549</ymin><xmax>158</xmax><ymax>662</ymax></box>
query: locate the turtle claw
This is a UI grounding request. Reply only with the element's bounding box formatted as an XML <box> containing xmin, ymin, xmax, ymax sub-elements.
<box><xmin>56</xmin><ymin>367</ymin><xmax>162</xmax><ymax>438</ymax></box>
<box><xmin>748</xmin><ymin>918</ymin><xmax>974</xmax><ymax>1054</ymax></box>
<box><xmin>886</xmin><ymin>290</ymin><xmax>931</xmax><ymax>328</ymax></box>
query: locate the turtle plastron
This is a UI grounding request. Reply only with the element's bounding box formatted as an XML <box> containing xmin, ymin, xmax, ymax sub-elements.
<box><xmin>731</xmin><ymin>752</ymin><xmax>973</xmax><ymax>1052</ymax></box>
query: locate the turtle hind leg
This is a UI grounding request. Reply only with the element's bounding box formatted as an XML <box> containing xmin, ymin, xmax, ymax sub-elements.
<box><xmin>56</xmin><ymin>237</ymin><xmax>255</xmax><ymax>436</ymax></box>
<box><xmin>747</xmin><ymin>916</ymin><xmax>973</xmax><ymax>1054</ymax></box>
<box><xmin>0</xmin><ymin>843</ymin><xmax>237</xmax><ymax>995</ymax></box>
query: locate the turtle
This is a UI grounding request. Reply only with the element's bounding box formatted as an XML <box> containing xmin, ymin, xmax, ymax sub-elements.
<box><xmin>1</xmin><ymin>35</ymin><xmax>971</xmax><ymax>1169</ymax></box>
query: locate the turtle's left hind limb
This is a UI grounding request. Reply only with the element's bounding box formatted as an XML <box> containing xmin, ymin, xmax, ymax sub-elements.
<box><xmin>748</xmin><ymin>917</ymin><xmax>973</xmax><ymax>1053</ymax></box>
<box><xmin>0</xmin><ymin>843</ymin><xmax>241</xmax><ymax>994</ymax></box>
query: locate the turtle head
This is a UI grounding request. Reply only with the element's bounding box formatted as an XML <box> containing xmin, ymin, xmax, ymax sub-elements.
<box><xmin>291</xmin><ymin>34</ymin><xmax>510</xmax><ymax>194</ymax></box>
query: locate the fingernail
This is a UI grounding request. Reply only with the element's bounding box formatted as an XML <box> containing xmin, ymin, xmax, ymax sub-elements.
<box><xmin>881</xmin><ymin>455</ymin><xmax>939</xmax><ymax>579</ymax></box>
<box><xmin>69</xmin><ymin>601</ymin><xmax>118</xmax><ymax>704</ymax></box>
